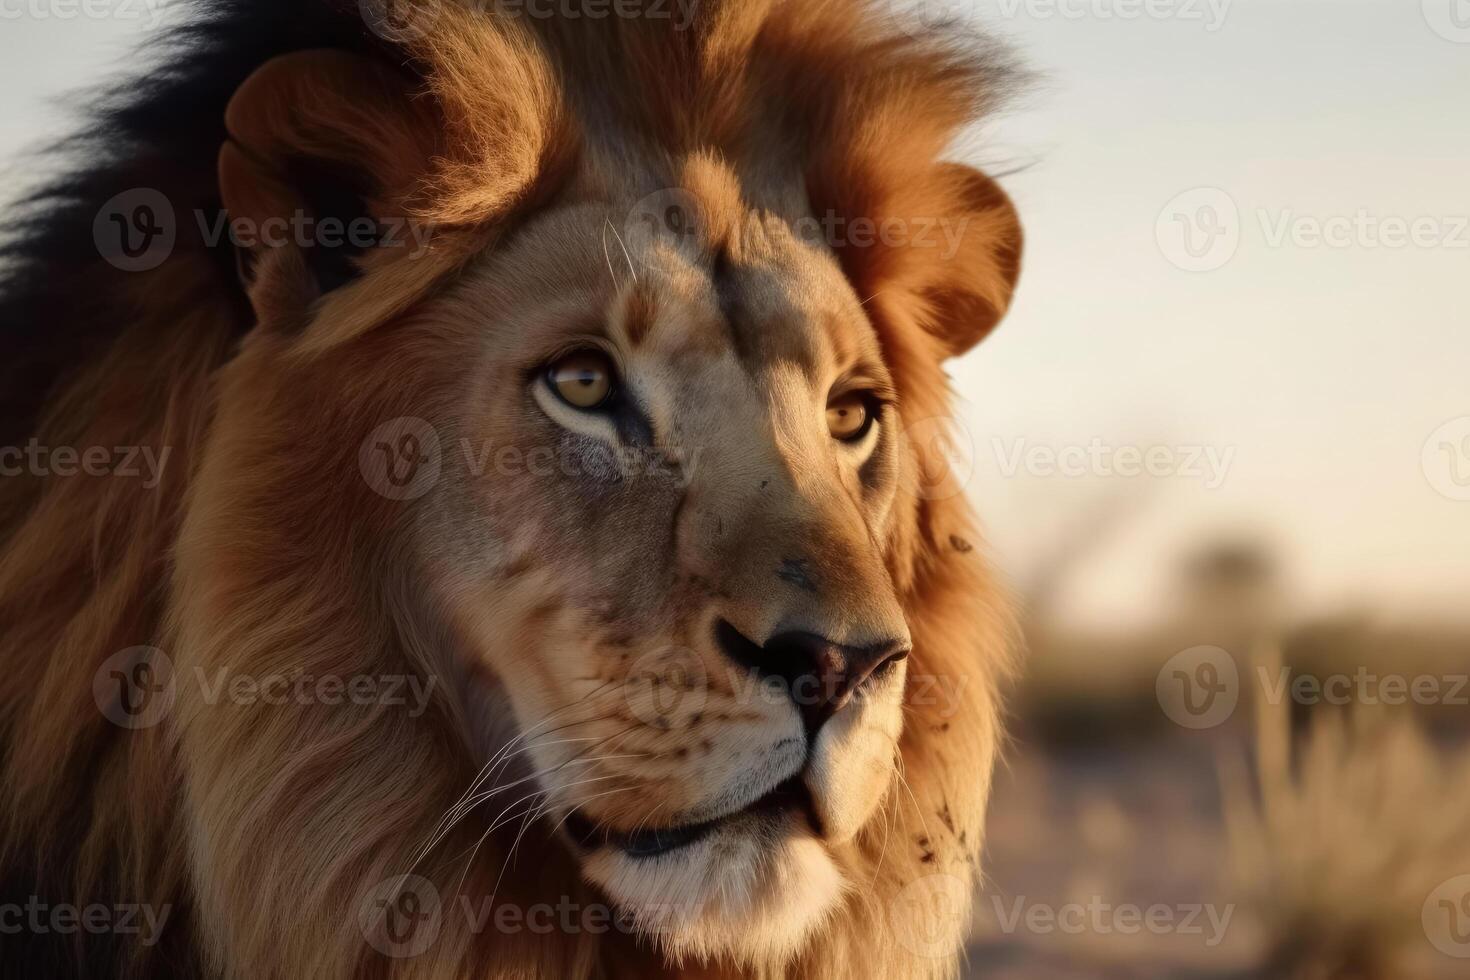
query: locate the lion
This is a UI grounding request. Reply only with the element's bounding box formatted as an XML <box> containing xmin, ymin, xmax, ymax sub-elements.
<box><xmin>0</xmin><ymin>1</ymin><xmax>1023</xmax><ymax>977</ymax></box>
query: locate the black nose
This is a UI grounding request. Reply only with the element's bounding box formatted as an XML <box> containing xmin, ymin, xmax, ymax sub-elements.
<box><xmin>714</xmin><ymin>620</ymin><xmax>910</xmax><ymax>737</ymax></box>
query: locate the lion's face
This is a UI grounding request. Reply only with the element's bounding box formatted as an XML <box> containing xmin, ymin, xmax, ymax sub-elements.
<box><xmin>417</xmin><ymin>195</ymin><xmax>914</xmax><ymax>959</ymax></box>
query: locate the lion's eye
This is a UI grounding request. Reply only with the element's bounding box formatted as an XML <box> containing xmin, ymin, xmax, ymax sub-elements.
<box><xmin>547</xmin><ymin>349</ymin><xmax>616</xmax><ymax>410</ymax></box>
<box><xmin>827</xmin><ymin>393</ymin><xmax>872</xmax><ymax>442</ymax></box>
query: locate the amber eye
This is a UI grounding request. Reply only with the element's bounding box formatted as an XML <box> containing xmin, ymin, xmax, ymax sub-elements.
<box><xmin>546</xmin><ymin>349</ymin><xmax>616</xmax><ymax>410</ymax></box>
<box><xmin>826</xmin><ymin>393</ymin><xmax>872</xmax><ymax>442</ymax></box>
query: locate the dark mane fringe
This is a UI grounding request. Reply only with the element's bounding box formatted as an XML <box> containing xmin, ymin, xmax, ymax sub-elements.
<box><xmin>0</xmin><ymin>6</ymin><xmax>387</xmax><ymax>974</ymax></box>
<box><xmin>0</xmin><ymin>0</ymin><xmax>383</xmax><ymax>451</ymax></box>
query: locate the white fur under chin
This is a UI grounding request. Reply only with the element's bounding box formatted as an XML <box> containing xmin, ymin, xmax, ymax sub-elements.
<box><xmin>583</xmin><ymin>816</ymin><xmax>846</xmax><ymax>966</ymax></box>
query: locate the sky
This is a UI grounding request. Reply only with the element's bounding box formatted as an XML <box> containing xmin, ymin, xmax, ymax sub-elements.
<box><xmin>2</xmin><ymin>0</ymin><xmax>1466</xmax><ymax>629</ymax></box>
<box><xmin>948</xmin><ymin>0</ymin><xmax>1470</xmax><ymax>626</ymax></box>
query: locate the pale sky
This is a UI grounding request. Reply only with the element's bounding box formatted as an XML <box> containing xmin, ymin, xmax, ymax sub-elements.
<box><xmin>951</xmin><ymin>0</ymin><xmax>1470</xmax><ymax>626</ymax></box>
<box><xmin>2</xmin><ymin>0</ymin><xmax>1467</xmax><ymax>629</ymax></box>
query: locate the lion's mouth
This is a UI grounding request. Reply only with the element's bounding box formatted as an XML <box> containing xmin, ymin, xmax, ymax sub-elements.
<box><xmin>564</xmin><ymin>776</ymin><xmax>817</xmax><ymax>859</ymax></box>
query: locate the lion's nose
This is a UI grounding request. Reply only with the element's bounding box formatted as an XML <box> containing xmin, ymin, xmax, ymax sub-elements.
<box><xmin>715</xmin><ymin>620</ymin><xmax>910</xmax><ymax>737</ymax></box>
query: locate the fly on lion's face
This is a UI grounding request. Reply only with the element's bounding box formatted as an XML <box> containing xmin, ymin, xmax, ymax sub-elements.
<box><xmin>425</xmin><ymin>193</ymin><xmax>917</xmax><ymax>958</ymax></box>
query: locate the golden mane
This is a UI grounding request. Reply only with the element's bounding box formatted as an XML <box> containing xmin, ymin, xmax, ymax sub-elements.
<box><xmin>0</xmin><ymin>2</ymin><xmax>1022</xmax><ymax>977</ymax></box>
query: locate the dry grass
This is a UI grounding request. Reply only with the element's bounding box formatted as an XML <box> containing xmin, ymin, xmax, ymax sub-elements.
<box><xmin>1220</xmin><ymin>641</ymin><xmax>1470</xmax><ymax>979</ymax></box>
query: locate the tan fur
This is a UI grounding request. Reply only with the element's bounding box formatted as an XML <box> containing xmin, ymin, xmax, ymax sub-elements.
<box><xmin>0</xmin><ymin>2</ymin><xmax>1023</xmax><ymax>978</ymax></box>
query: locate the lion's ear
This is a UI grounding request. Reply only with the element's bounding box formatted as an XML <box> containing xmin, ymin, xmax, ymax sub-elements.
<box><xmin>917</xmin><ymin>164</ymin><xmax>1023</xmax><ymax>358</ymax></box>
<box><xmin>217</xmin><ymin>50</ymin><xmax>439</xmax><ymax>322</ymax></box>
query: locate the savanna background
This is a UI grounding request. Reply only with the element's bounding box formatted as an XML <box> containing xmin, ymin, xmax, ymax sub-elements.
<box><xmin>2</xmin><ymin>1</ymin><xmax>1467</xmax><ymax>976</ymax></box>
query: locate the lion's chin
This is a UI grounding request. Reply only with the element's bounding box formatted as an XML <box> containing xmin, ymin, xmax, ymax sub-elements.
<box><xmin>581</xmin><ymin>807</ymin><xmax>845</xmax><ymax>966</ymax></box>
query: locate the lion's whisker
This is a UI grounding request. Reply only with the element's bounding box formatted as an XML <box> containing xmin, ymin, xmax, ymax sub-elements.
<box><xmin>606</xmin><ymin>218</ymin><xmax>638</xmax><ymax>284</ymax></box>
<box><xmin>413</xmin><ymin>692</ymin><xmax>631</xmax><ymax>866</ymax></box>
